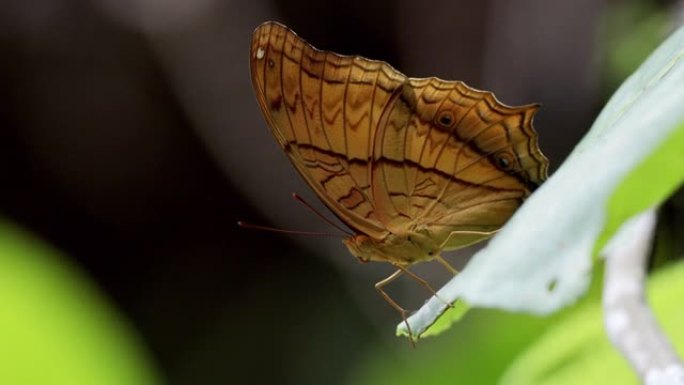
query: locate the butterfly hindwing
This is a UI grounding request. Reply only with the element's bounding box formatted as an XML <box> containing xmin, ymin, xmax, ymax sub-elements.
<box><xmin>370</xmin><ymin>78</ymin><xmax>548</xmax><ymax>246</ymax></box>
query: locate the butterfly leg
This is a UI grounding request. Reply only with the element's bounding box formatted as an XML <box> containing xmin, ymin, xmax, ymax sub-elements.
<box><xmin>393</xmin><ymin>264</ymin><xmax>439</xmax><ymax>296</ymax></box>
<box><xmin>375</xmin><ymin>269</ymin><xmax>416</xmax><ymax>345</ymax></box>
<box><xmin>393</xmin><ymin>263</ymin><xmax>454</xmax><ymax>309</ymax></box>
<box><xmin>435</xmin><ymin>255</ymin><xmax>458</xmax><ymax>275</ymax></box>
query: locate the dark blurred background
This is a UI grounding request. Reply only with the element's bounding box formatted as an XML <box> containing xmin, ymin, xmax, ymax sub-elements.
<box><xmin>0</xmin><ymin>0</ymin><xmax>682</xmax><ymax>384</ymax></box>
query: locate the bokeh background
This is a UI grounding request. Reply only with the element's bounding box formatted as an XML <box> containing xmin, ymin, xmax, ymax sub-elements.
<box><xmin>1</xmin><ymin>0</ymin><xmax>683</xmax><ymax>384</ymax></box>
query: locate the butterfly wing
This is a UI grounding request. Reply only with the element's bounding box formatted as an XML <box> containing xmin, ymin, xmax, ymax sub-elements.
<box><xmin>250</xmin><ymin>21</ymin><xmax>407</xmax><ymax>239</ymax></box>
<box><xmin>371</xmin><ymin>77</ymin><xmax>548</xmax><ymax>248</ymax></box>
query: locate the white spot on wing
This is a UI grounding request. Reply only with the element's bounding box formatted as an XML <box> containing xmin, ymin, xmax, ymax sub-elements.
<box><xmin>256</xmin><ymin>47</ymin><xmax>265</xmax><ymax>60</ymax></box>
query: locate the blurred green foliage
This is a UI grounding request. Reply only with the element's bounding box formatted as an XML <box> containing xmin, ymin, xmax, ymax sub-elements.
<box><xmin>500</xmin><ymin>261</ymin><xmax>684</xmax><ymax>385</ymax></box>
<box><xmin>349</xmin><ymin>264</ymin><xmax>606</xmax><ymax>385</ymax></box>
<box><xmin>0</xmin><ymin>220</ymin><xmax>160</xmax><ymax>385</ymax></box>
<box><xmin>598</xmin><ymin>123</ymin><xmax>684</xmax><ymax>253</ymax></box>
<box><xmin>352</xmin><ymin>254</ymin><xmax>684</xmax><ymax>385</ymax></box>
<box><xmin>600</xmin><ymin>0</ymin><xmax>672</xmax><ymax>94</ymax></box>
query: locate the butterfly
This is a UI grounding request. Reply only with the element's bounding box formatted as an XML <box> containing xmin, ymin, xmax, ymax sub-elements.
<box><xmin>249</xmin><ymin>21</ymin><xmax>548</xmax><ymax>332</ymax></box>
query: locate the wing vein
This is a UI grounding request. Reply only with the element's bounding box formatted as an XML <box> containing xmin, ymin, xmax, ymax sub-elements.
<box><xmin>298</xmin><ymin>40</ymin><xmax>313</xmax><ymax>145</ymax></box>
<box><xmin>408</xmin><ymin>83</ymin><xmax>437</xmax><ymax>212</ymax></box>
<box><xmin>342</xmin><ymin>59</ymin><xmax>352</xmax><ymax>162</ymax></box>
<box><xmin>367</xmin><ymin>63</ymin><xmax>381</xmax><ymax>201</ymax></box>
<box><xmin>414</xmin><ymin>81</ymin><xmax>466</xmax><ymax>220</ymax></box>
<box><xmin>317</xmin><ymin>53</ymin><xmax>376</xmax><ymax>213</ymax></box>
<box><xmin>278</xmin><ymin>28</ymin><xmax>297</xmax><ymax>145</ymax></box>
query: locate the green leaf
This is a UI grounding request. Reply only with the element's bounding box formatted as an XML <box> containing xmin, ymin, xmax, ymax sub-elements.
<box><xmin>499</xmin><ymin>261</ymin><xmax>684</xmax><ymax>385</ymax></box>
<box><xmin>399</xmin><ymin>26</ymin><xmax>684</xmax><ymax>338</ymax></box>
<box><xmin>0</xmin><ymin>219</ymin><xmax>161</xmax><ymax>385</ymax></box>
<box><xmin>598</xmin><ymin>123</ymin><xmax>684</xmax><ymax>252</ymax></box>
<box><xmin>350</xmin><ymin>310</ymin><xmax>554</xmax><ymax>385</ymax></box>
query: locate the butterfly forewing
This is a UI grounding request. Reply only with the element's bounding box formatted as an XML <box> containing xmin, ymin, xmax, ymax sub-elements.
<box><xmin>251</xmin><ymin>22</ymin><xmax>408</xmax><ymax>239</ymax></box>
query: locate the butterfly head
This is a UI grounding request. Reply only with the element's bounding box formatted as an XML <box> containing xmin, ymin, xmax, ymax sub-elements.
<box><xmin>343</xmin><ymin>232</ymin><xmax>437</xmax><ymax>265</ymax></box>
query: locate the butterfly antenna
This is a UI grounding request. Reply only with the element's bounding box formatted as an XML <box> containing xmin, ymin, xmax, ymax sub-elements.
<box><xmin>291</xmin><ymin>193</ymin><xmax>353</xmax><ymax>236</ymax></box>
<box><xmin>237</xmin><ymin>221</ymin><xmax>344</xmax><ymax>238</ymax></box>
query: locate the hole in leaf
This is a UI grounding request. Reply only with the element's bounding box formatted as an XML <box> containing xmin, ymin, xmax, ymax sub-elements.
<box><xmin>547</xmin><ymin>278</ymin><xmax>558</xmax><ymax>292</ymax></box>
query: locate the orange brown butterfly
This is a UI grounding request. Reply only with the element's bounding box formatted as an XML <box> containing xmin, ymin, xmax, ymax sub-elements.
<box><xmin>248</xmin><ymin>21</ymin><xmax>548</xmax><ymax>339</ymax></box>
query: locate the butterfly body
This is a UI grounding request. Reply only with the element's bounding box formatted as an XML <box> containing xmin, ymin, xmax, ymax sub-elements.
<box><xmin>250</xmin><ymin>21</ymin><xmax>548</xmax><ymax>268</ymax></box>
<box><xmin>344</xmin><ymin>231</ymin><xmax>436</xmax><ymax>265</ymax></box>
